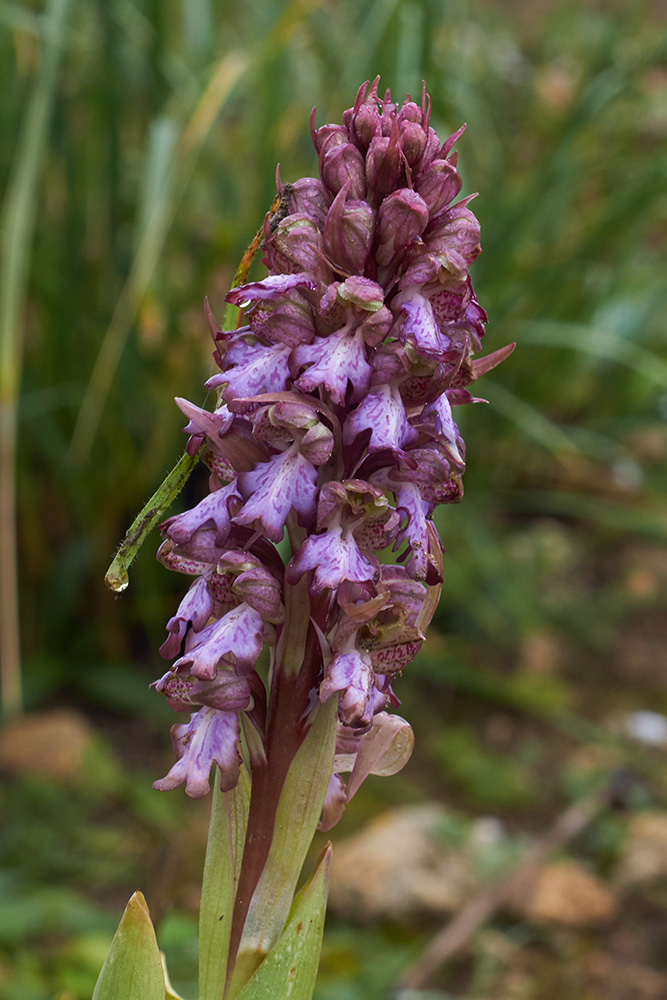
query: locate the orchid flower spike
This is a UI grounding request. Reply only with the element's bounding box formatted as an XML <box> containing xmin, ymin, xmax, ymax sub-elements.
<box><xmin>152</xmin><ymin>78</ymin><xmax>511</xmax><ymax>828</ymax></box>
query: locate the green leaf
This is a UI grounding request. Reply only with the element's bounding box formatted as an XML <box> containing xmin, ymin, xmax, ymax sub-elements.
<box><xmin>235</xmin><ymin>844</ymin><xmax>332</xmax><ymax>1000</ymax></box>
<box><xmin>236</xmin><ymin>698</ymin><xmax>337</xmax><ymax>971</ymax></box>
<box><xmin>92</xmin><ymin>891</ymin><xmax>165</xmax><ymax>1000</ymax></box>
<box><xmin>198</xmin><ymin>766</ymin><xmax>250</xmax><ymax>1000</ymax></box>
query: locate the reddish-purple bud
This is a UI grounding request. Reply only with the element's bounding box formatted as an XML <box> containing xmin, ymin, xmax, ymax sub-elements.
<box><xmin>320</xmin><ymin>142</ymin><xmax>366</xmax><ymax>199</ymax></box>
<box><xmin>351</xmin><ymin>102</ymin><xmax>382</xmax><ymax>150</ymax></box>
<box><xmin>365</xmin><ymin>122</ymin><xmax>403</xmax><ymax>202</ymax></box>
<box><xmin>312</xmin><ymin>121</ymin><xmax>348</xmax><ymax>156</ymax></box>
<box><xmin>415</xmin><ymin>158</ymin><xmax>463</xmax><ymax>216</ymax></box>
<box><xmin>323</xmin><ymin>185</ymin><xmax>376</xmax><ymax>275</ymax></box>
<box><xmin>376</xmin><ymin>189</ymin><xmax>430</xmax><ymax>265</ymax></box>
<box><xmin>288</xmin><ymin>177</ymin><xmax>332</xmax><ymax>228</ymax></box>
<box><xmin>265</xmin><ymin>214</ymin><xmax>324</xmax><ymax>277</ymax></box>
<box><xmin>398</xmin><ymin>121</ymin><xmax>428</xmax><ymax>166</ymax></box>
<box><xmin>414</xmin><ymin>126</ymin><xmax>441</xmax><ymax>174</ymax></box>
<box><xmin>426</xmin><ymin>205</ymin><xmax>482</xmax><ymax>266</ymax></box>
<box><xmin>337</xmin><ymin>275</ymin><xmax>385</xmax><ymax>312</ymax></box>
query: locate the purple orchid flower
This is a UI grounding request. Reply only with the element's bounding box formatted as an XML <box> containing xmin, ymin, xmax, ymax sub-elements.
<box><xmin>152</xmin><ymin>77</ymin><xmax>510</xmax><ymax>826</ymax></box>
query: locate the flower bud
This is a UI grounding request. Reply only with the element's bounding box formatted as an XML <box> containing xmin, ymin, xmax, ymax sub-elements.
<box><xmin>398</xmin><ymin>121</ymin><xmax>427</xmax><ymax>165</ymax></box>
<box><xmin>337</xmin><ymin>275</ymin><xmax>384</xmax><ymax>312</ymax></box>
<box><xmin>264</xmin><ymin>214</ymin><xmax>325</xmax><ymax>277</ymax></box>
<box><xmin>365</xmin><ymin>125</ymin><xmax>403</xmax><ymax>203</ymax></box>
<box><xmin>376</xmin><ymin>189</ymin><xmax>429</xmax><ymax>265</ymax></box>
<box><xmin>320</xmin><ymin>142</ymin><xmax>366</xmax><ymax>199</ymax></box>
<box><xmin>288</xmin><ymin>177</ymin><xmax>332</xmax><ymax>228</ymax></box>
<box><xmin>323</xmin><ymin>187</ymin><xmax>376</xmax><ymax>275</ymax></box>
<box><xmin>311</xmin><ymin>121</ymin><xmax>347</xmax><ymax>156</ymax></box>
<box><xmin>415</xmin><ymin>158</ymin><xmax>462</xmax><ymax>216</ymax></box>
<box><xmin>426</xmin><ymin>205</ymin><xmax>482</xmax><ymax>265</ymax></box>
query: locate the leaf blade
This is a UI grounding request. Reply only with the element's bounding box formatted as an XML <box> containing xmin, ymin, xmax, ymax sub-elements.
<box><xmin>92</xmin><ymin>891</ymin><xmax>165</xmax><ymax>1000</ymax></box>
<box><xmin>235</xmin><ymin>844</ymin><xmax>332</xmax><ymax>1000</ymax></box>
<box><xmin>199</xmin><ymin>766</ymin><xmax>251</xmax><ymax>1000</ymax></box>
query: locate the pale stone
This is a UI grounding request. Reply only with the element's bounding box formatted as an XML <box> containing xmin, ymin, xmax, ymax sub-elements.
<box><xmin>615</xmin><ymin>811</ymin><xmax>667</xmax><ymax>889</ymax></box>
<box><xmin>511</xmin><ymin>860</ymin><xmax>616</xmax><ymax>927</ymax></box>
<box><xmin>328</xmin><ymin>803</ymin><xmax>477</xmax><ymax>921</ymax></box>
<box><xmin>0</xmin><ymin>708</ymin><xmax>96</xmax><ymax>782</ymax></box>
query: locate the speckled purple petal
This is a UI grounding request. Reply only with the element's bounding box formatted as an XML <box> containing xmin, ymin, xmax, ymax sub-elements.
<box><xmin>422</xmin><ymin>393</ymin><xmax>465</xmax><ymax>466</ymax></box>
<box><xmin>225</xmin><ymin>273</ymin><xmax>315</xmax><ymax>305</ymax></box>
<box><xmin>320</xmin><ymin>648</ymin><xmax>374</xmax><ymax>729</ymax></box>
<box><xmin>394</xmin><ymin>481</ymin><xmax>430</xmax><ymax>581</ymax></box>
<box><xmin>235</xmin><ymin>445</ymin><xmax>318</xmax><ymax>541</ymax></box>
<box><xmin>153</xmin><ymin>666</ymin><xmax>252</xmax><ymax>713</ymax></box>
<box><xmin>343</xmin><ymin>383</ymin><xmax>417</xmax><ymax>453</ymax></box>
<box><xmin>371</xmin><ymin>635</ymin><xmax>423</xmax><ymax>673</ymax></box>
<box><xmin>159</xmin><ymin>575</ymin><xmax>213</xmax><ymax>659</ymax></box>
<box><xmin>153</xmin><ymin>707</ymin><xmax>242</xmax><ymax>798</ymax></box>
<box><xmin>293</xmin><ymin>326</ymin><xmax>371</xmax><ymax>405</ymax></box>
<box><xmin>162</xmin><ymin>480</ymin><xmax>242</xmax><ymax>548</ymax></box>
<box><xmin>157</xmin><ymin>537</ymin><xmax>214</xmax><ymax>577</ymax></box>
<box><xmin>287</xmin><ymin>526</ymin><xmax>378</xmax><ymax>592</ymax></box>
<box><xmin>395</xmin><ymin>290</ymin><xmax>451</xmax><ymax>358</ymax></box>
<box><xmin>246</xmin><ymin>293</ymin><xmax>316</xmax><ymax>349</ymax></box>
<box><xmin>219</xmin><ymin>341</ymin><xmax>292</xmax><ymax>402</ymax></box>
<box><xmin>174</xmin><ymin>602</ymin><xmax>265</xmax><ymax>680</ymax></box>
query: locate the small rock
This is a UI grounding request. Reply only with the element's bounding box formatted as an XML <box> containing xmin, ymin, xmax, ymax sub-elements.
<box><xmin>615</xmin><ymin>811</ymin><xmax>667</xmax><ymax>889</ymax></box>
<box><xmin>622</xmin><ymin>711</ymin><xmax>667</xmax><ymax>747</ymax></box>
<box><xmin>328</xmin><ymin>804</ymin><xmax>477</xmax><ymax>921</ymax></box>
<box><xmin>0</xmin><ymin>708</ymin><xmax>96</xmax><ymax>782</ymax></box>
<box><xmin>510</xmin><ymin>860</ymin><xmax>616</xmax><ymax>927</ymax></box>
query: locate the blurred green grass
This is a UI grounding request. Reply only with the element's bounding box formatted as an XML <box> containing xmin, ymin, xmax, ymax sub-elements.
<box><xmin>1</xmin><ymin>0</ymin><xmax>667</xmax><ymax>997</ymax></box>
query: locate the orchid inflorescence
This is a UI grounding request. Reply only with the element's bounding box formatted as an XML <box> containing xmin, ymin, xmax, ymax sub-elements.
<box><xmin>151</xmin><ymin>77</ymin><xmax>510</xmax><ymax>832</ymax></box>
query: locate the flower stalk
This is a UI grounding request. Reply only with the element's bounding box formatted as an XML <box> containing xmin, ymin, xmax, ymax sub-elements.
<box><xmin>99</xmin><ymin>78</ymin><xmax>511</xmax><ymax>1000</ymax></box>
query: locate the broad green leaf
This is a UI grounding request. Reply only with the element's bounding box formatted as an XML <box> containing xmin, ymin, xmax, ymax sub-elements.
<box><xmin>235</xmin><ymin>698</ymin><xmax>336</xmax><ymax>973</ymax></box>
<box><xmin>92</xmin><ymin>891</ymin><xmax>164</xmax><ymax>1000</ymax></box>
<box><xmin>235</xmin><ymin>844</ymin><xmax>332</xmax><ymax>1000</ymax></box>
<box><xmin>198</xmin><ymin>765</ymin><xmax>250</xmax><ymax>1000</ymax></box>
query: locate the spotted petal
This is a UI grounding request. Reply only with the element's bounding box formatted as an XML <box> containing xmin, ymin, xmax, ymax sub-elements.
<box><xmin>235</xmin><ymin>445</ymin><xmax>318</xmax><ymax>541</ymax></box>
<box><xmin>153</xmin><ymin>707</ymin><xmax>242</xmax><ymax>798</ymax></box>
<box><xmin>287</xmin><ymin>526</ymin><xmax>378</xmax><ymax>592</ymax></box>
<box><xmin>159</xmin><ymin>575</ymin><xmax>213</xmax><ymax>659</ymax></box>
<box><xmin>293</xmin><ymin>325</ymin><xmax>371</xmax><ymax>405</ymax></box>
<box><xmin>174</xmin><ymin>602</ymin><xmax>265</xmax><ymax>680</ymax></box>
<box><xmin>343</xmin><ymin>383</ymin><xmax>417</xmax><ymax>454</ymax></box>
<box><xmin>320</xmin><ymin>648</ymin><xmax>375</xmax><ymax>729</ymax></box>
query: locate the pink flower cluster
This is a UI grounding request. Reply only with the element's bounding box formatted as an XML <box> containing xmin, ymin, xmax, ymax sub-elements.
<box><xmin>152</xmin><ymin>79</ymin><xmax>510</xmax><ymax>825</ymax></box>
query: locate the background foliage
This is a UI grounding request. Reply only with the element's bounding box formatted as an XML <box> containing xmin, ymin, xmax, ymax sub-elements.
<box><xmin>1</xmin><ymin>0</ymin><xmax>666</xmax><ymax>997</ymax></box>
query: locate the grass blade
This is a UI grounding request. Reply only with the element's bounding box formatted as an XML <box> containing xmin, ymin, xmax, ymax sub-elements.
<box><xmin>68</xmin><ymin>48</ymin><xmax>249</xmax><ymax>464</ymax></box>
<box><xmin>0</xmin><ymin>0</ymin><xmax>72</xmax><ymax>718</ymax></box>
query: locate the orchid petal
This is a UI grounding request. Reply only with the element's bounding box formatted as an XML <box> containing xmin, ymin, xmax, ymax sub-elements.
<box><xmin>153</xmin><ymin>707</ymin><xmax>242</xmax><ymax>798</ymax></box>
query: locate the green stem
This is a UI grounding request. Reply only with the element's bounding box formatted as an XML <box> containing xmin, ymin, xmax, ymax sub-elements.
<box><xmin>222</xmin><ymin>582</ymin><xmax>335</xmax><ymax>998</ymax></box>
<box><xmin>104</xmin><ymin>444</ymin><xmax>204</xmax><ymax>593</ymax></box>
